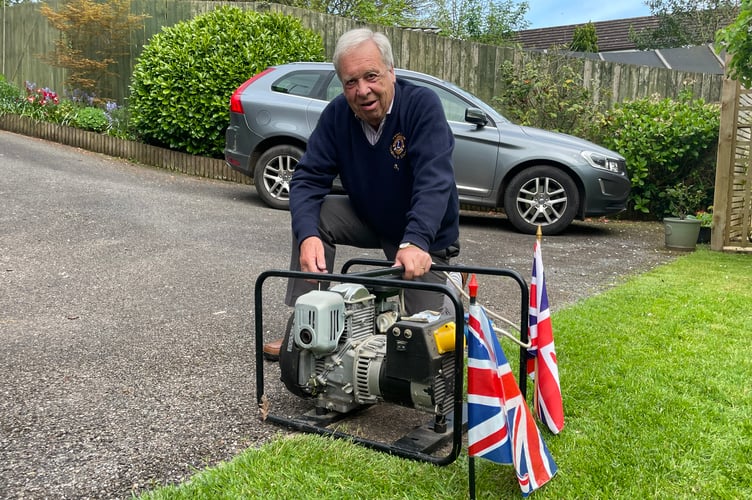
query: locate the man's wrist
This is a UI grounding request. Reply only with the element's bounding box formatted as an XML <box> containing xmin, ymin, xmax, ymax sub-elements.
<box><xmin>399</xmin><ymin>241</ymin><xmax>425</xmax><ymax>251</ymax></box>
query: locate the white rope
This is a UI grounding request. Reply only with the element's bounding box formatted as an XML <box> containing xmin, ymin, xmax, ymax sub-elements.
<box><xmin>440</xmin><ymin>270</ymin><xmax>530</xmax><ymax>349</ymax></box>
<box><xmin>490</xmin><ymin>321</ymin><xmax>531</xmax><ymax>349</ymax></box>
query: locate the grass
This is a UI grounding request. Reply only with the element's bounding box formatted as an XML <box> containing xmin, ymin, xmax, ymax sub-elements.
<box><xmin>138</xmin><ymin>249</ymin><xmax>752</xmax><ymax>499</ymax></box>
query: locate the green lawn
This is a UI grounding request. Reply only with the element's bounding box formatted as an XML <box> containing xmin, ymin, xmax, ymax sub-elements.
<box><xmin>138</xmin><ymin>249</ymin><xmax>752</xmax><ymax>499</ymax></box>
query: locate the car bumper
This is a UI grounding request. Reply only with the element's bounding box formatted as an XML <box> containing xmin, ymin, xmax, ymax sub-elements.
<box><xmin>224</xmin><ymin>123</ymin><xmax>253</xmax><ymax>177</ymax></box>
<box><xmin>224</xmin><ymin>112</ymin><xmax>266</xmax><ymax>178</ymax></box>
<box><xmin>581</xmin><ymin>173</ymin><xmax>631</xmax><ymax>217</ymax></box>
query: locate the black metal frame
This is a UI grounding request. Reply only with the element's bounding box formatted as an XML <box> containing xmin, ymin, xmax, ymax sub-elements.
<box><xmin>254</xmin><ymin>259</ymin><xmax>529</xmax><ymax>466</ymax></box>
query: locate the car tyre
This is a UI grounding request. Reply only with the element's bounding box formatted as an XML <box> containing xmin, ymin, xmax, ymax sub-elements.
<box><xmin>503</xmin><ymin>166</ymin><xmax>579</xmax><ymax>235</ymax></box>
<box><xmin>253</xmin><ymin>144</ymin><xmax>304</xmax><ymax>210</ymax></box>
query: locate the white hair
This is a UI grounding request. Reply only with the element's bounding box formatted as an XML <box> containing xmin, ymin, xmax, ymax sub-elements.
<box><xmin>333</xmin><ymin>28</ymin><xmax>394</xmax><ymax>76</ymax></box>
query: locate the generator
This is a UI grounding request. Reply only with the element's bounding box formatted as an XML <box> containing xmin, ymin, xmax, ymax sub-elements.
<box><xmin>253</xmin><ymin>261</ymin><xmax>529</xmax><ymax>465</ymax></box>
<box><xmin>278</xmin><ymin>283</ymin><xmax>457</xmax><ymax>427</ymax></box>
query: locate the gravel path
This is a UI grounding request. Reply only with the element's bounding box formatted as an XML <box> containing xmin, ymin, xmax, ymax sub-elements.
<box><xmin>0</xmin><ymin>132</ymin><xmax>681</xmax><ymax>499</ymax></box>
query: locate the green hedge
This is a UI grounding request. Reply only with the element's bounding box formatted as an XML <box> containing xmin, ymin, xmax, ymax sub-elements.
<box><xmin>600</xmin><ymin>90</ymin><xmax>719</xmax><ymax>218</ymax></box>
<box><xmin>128</xmin><ymin>6</ymin><xmax>325</xmax><ymax>158</ymax></box>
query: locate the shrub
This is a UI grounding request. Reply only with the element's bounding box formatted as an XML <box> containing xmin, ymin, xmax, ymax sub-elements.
<box><xmin>129</xmin><ymin>7</ymin><xmax>325</xmax><ymax>158</ymax></box>
<box><xmin>2</xmin><ymin>76</ymin><xmax>141</xmax><ymax>140</ymax></box>
<box><xmin>493</xmin><ymin>53</ymin><xmax>607</xmax><ymax>142</ymax></box>
<box><xmin>662</xmin><ymin>182</ymin><xmax>706</xmax><ymax>219</ymax></box>
<box><xmin>0</xmin><ymin>75</ymin><xmax>25</xmax><ymax>114</ymax></box>
<box><xmin>600</xmin><ymin>90</ymin><xmax>719</xmax><ymax>218</ymax></box>
<box><xmin>70</xmin><ymin>106</ymin><xmax>110</xmax><ymax>133</ymax></box>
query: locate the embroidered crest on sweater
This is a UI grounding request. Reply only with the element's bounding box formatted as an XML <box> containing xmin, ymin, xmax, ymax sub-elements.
<box><xmin>390</xmin><ymin>132</ymin><xmax>407</xmax><ymax>160</ymax></box>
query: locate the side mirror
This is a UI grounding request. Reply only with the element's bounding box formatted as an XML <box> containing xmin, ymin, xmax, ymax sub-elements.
<box><xmin>464</xmin><ymin>107</ymin><xmax>488</xmax><ymax>128</ymax></box>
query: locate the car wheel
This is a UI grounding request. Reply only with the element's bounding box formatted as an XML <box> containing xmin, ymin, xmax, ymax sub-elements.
<box><xmin>503</xmin><ymin>166</ymin><xmax>579</xmax><ymax>235</ymax></box>
<box><xmin>253</xmin><ymin>144</ymin><xmax>303</xmax><ymax>210</ymax></box>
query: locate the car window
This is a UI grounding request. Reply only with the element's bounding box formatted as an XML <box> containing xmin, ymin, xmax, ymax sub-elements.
<box><xmin>403</xmin><ymin>78</ymin><xmax>469</xmax><ymax>123</ymax></box>
<box><xmin>271</xmin><ymin>71</ymin><xmax>329</xmax><ymax>98</ymax></box>
<box><xmin>323</xmin><ymin>73</ymin><xmax>477</xmax><ymax>124</ymax></box>
<box><xmin>326</xmin><ymin>77</ymin><xmax>343</xmax><ymax>101</ymax></box>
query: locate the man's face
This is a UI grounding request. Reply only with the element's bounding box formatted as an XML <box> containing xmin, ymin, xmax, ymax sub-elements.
<box><xmin>338</xmin><ymin>40</ymin><xmax>396</xmax><ymax>128</ymax></box>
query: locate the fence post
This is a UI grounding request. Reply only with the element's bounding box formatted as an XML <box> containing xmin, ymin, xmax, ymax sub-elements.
<box><xmin>712</xmin><ymin>68</ymin><xmax>740</xmax><ymax>251</ymax></box>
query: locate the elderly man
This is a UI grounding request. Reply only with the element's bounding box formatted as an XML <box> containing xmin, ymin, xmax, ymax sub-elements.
<box><xmin>264</xmin><ymin>28</ymin><xmax>460</xmax><ymax>360</ymax></box>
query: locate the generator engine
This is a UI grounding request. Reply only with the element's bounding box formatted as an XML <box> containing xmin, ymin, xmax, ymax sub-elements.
<box><xmin>278</xmin><ymin>283</ymin><xmax>457</xmax><ymax>425</ymax></box>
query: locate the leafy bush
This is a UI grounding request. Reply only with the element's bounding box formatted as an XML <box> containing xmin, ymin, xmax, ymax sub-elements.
<box><xmin>129</xmin><ymin>7</ymin><xmax>325</xmax><ymax>158</ymax></box>
<box><xmin>493</xmin><ymin>53</ymin><xmax>607</xmax><ymax>141</ymax></box>
<box><xmin>0</xmin><ymin>75</ymin><xmax>25</xmax><ymax>114</ymax></box>
<box><xmin>662</xmin><ymin>182</ymin><xmax>706</xmax><ymax>219</ymax></box>
<box><xmin>600</xmin><ymin>90</ymin><xmax>719</xmax><ymax>218</ymax></box>
<box><xmin>70</xmin><ymin>106</ymin><xmax>110</xmax><ymax>132</ymax></box>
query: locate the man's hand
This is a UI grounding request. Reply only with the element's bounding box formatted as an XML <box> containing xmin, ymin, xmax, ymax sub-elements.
<box><xmin>299</xmin><ymin>236</ymin><xmax>327</xmax><ymax>278</ymax></box>
<box><xmin>395</xmin><ymin>244</ymin><xmax>432</xmax><ymax>279</ymax></box>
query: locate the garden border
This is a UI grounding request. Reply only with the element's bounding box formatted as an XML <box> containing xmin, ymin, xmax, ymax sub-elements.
<box><xmin>0</xmin><ymin>114</ymin><xmax>250</xmax><ymax>186</ymax></box>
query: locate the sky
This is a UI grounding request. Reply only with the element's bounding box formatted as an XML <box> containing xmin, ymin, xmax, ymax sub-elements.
<box><xmin>525</xmin><ymin>0</ymin><xmax>652</xmax><ymax>29</ymax></box>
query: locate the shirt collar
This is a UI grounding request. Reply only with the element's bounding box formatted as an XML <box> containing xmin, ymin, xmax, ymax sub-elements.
<box><xmin>356</xmin><ymin>84</ymin><xmax>396</xmax><ymax>144</ymax></box>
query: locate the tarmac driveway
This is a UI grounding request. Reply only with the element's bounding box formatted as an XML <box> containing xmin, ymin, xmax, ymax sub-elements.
<box><xmin>0</xmin><ymin>131</ymin><xmax>678</xmax><ymax>498</ymax></box>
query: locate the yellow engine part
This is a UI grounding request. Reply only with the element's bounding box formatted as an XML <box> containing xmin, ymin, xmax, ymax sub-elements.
<box><xmin>433</xmin><ymin>321</ymin><xmax>465</xmax><ymax>354</ymax></box>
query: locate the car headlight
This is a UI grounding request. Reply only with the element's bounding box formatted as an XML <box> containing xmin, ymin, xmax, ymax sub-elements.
<box><xmin>581</xmin><ymin>151</ymin><xmax>625</xmax><ymax>174</ymax></box>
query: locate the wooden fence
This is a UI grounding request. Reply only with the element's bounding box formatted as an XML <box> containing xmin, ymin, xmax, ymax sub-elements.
<box><xmin>712</xmin><ymin>75</ymin><xmax>752</xmax><ymax>252</ymax></box>
<box><xmin>1</xmin><ymin>0</ymin><xmax>723</xmax><ymax>107</ymax></box>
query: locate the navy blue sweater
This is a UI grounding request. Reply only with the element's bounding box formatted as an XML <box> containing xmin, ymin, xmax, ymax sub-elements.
<box><xmin>290</xmin><ymin>79</ymin><xmax>459</xmax><ymax>252</ymax></box>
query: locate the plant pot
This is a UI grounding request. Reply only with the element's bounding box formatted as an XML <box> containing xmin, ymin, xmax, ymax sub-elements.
<box><xmin>697</xmin><ymin>226</ymin><xmax>711</xmax><ymax>244</ymax></box>
<box><xmin>663</xmin><ymin>217</ymin><xmax>702</xmax><ymax>250</ymax></box>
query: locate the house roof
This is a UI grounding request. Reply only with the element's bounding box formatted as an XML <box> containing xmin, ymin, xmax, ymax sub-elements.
<box><xmin>513</xmin><ymin>16</ymin><xmax>660</xmax><ymax>52</ymax></box>
<box><xmin>512</xmin><ymin>15</ymin><xmax>726</xmax><ymax>74</ymax></box>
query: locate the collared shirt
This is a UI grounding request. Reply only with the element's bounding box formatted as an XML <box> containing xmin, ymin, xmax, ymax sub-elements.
<box><xmin>358</xmin><ymin>99</ymin><xmax>394</xmax><ymax>145</ymax></box>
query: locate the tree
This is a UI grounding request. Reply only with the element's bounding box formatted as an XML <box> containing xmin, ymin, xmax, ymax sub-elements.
<box><xmin>716</xmin><ymin>0</ymin><xmax>752</xmax><ymax>87</ymax></box>
<box><xmin>630</xmin><ymin>0</ymin><xmax>739</xmax><ymax>49</ymax></box>
<box><xmin>276</xmin><ymin>0</ymin><xmax>428</xmax><ymax>25</ymax></box>
<box><xmin>39</xmin><ymin>0</ymin><xmax>148</xmax><ymax>100</ymax></box>
<box><xmin>422</xmin><ymin>0</ymin><xmax>529</xmax><ymax>44</ymax></box>
<box><xmin>273</xmin><ymin>0</ymin><xmax>530</xmax><ymax>44</ymax></box>
<box><xmin>570</xmin><ymin>21</ymin><xmax>599</xmax><ymax>52</ymax></box>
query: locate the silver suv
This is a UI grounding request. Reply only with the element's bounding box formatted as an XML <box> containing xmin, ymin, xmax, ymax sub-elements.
<box><xmin>224</xmin><ymin>62</ymin><xmax>630</xmax><ymax>234</ymax></box>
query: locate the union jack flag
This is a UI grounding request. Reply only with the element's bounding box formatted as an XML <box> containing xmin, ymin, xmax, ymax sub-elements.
<box><xmin>467</xmin><ymin>299</ymin><xmax>558</xmax><ymax>496</ymax></box>
<box><xmin>527</xmin><ymin>239</ymin><xmax>565</xmax><ymax>434</ymax></box>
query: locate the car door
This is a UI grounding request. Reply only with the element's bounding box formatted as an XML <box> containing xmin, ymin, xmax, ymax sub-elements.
<box><xmin>399</xmin><ymin>77</ymin><xmax>502</xmax><ymax>205</ymax></box>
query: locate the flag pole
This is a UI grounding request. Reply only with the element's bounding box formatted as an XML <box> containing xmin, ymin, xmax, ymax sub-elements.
<box><xmin>468</xmin><ymin>274</ymin><xmax>478</xmax><ymax>500</ymax></box>
<box><xmin>469</xmin><ymin>455</ymin><xmax>476</xmax><ymax>500</ymax></box>
<box><xmin>533</xmin><ymin>225</ymin><xmax>542</xmax><ymax>413</ymax></box>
